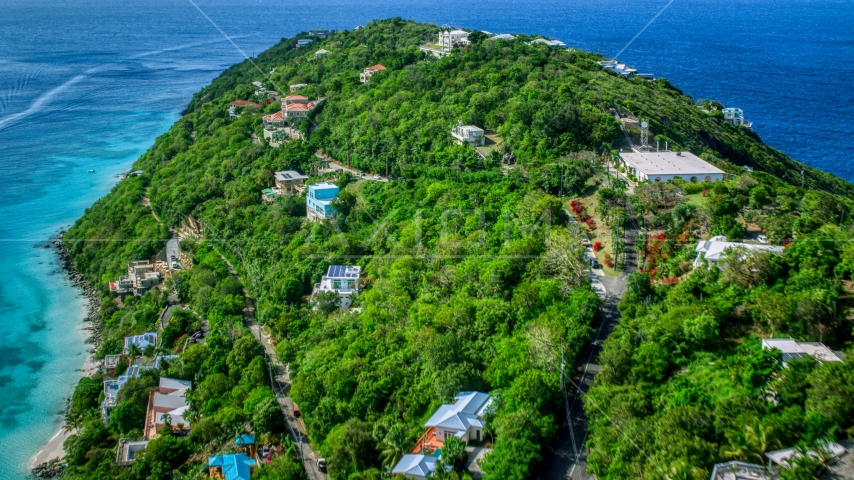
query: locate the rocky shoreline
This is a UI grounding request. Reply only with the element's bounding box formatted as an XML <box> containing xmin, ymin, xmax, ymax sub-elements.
<box><xmin>52</xmin><ymin>233</ymin><xmax>102</xmax><ymax>348</ymax></box>
<box><xmin>29</xmin><ymin>234</ymin><xmax>102</xmax><ymax>478</ymax></box>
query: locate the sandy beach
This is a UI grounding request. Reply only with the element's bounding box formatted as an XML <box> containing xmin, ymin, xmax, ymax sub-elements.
<box><xmin>29</xmin><ymin>348</ymin><xmax>100</xmax><ymax>469</ymax></box>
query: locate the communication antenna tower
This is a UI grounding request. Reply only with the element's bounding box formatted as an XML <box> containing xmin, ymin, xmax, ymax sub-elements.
<box><xmin>640</xmin><ymin>120</ymin><xmax>650</xmax><ymax>150</ymax></box>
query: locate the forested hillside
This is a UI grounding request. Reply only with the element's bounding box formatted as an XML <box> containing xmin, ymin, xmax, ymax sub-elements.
<box><xmin>59</xmin><ymin>18</ymin><xmax>854</xmax><ymax>480</ymax></box>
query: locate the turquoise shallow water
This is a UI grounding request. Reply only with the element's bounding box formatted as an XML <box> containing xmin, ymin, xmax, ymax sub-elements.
<box><xmin>1</xmin><ymin>0</ymin><xmax>852</xmax><ymax>476</ymax></box>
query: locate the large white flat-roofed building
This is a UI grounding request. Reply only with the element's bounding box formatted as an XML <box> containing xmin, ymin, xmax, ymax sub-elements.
<box><xmin>619</xmin><ymin>151</ymin><xmax>725</xmax><ymax>183</ymax></box>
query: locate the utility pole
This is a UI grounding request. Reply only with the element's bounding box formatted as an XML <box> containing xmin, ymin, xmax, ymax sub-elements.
<box><xmin>385</xmin><ymin>157</ymin><xmax>389</xmax><ymax>179</ymax></box>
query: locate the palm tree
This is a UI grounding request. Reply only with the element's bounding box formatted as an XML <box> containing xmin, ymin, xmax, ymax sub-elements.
<box><xmin>380</xmin><ymin>424</ymin><xmax>409</xmax><ymax>468</ymax></box>
<box><xmin>721</xmin><ymin>420</ymin><xmax>778</xmax><ymax>463</ymax></box>
<box><xmin>126</xmin><ymin>343</ymin><xmax>142</xmax><ymax>366</ymax></box>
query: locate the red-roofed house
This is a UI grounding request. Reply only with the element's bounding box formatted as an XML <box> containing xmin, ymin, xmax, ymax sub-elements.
<box><xmin>284</xmin><ymin>101</ymin><xmax>316</xmax><ymax>119</ymax></box>
<box><xmin>263</xmin><ymin>110</ymin><xmax>284</xmax><ymax>128</ymax></box>
<box><xmin>360</xmin><ymin>64</ymin><xmax>386</xmax><ymax>83</ymax></box>
<box><xmin>283</xmin><ymin>95</ymin><xmax>310</xmax><ymax>105</ymax></box>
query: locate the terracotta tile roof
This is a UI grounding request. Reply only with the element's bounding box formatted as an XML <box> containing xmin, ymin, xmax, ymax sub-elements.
<box><xmin>283</xmin><ymin>95</ymin><xmax>308</xmax><ymax>102</ymax></box>
<box><xmin>364</xmin><ymin>64</ymin><xmax>386</xmax><ymax>72</ymax></box>
<box><xmin>285</xmin><ymin>102</ymin><xmax>316</xmax><ymax>112</ymax></box>
<box><xmin>264</xmin><ymin>111</ymin><xmax>284</xmax><ymax>121</ymax></box>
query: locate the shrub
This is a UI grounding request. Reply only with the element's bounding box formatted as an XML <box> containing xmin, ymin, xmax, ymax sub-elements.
<box><xmin>593</xmin><ymin>242</ymin><xmax>602</xmax><ymax>252</ymax></box>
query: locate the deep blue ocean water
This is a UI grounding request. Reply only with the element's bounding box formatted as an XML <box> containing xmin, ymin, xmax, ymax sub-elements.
<box><xmin>0</xmin><ymin>0</ymin><xmax>852</xmax><ymax>475</ymax></box>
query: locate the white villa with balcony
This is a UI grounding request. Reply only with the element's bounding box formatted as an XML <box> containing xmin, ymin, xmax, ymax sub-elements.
<box><xmin>451</xmin><ymin>121</ymin><xmax>485</xmax><ymax>146</ymax></box>
<box><xmin>723</xmin><ymin>107</ymin><xmax>753</xmax><ymax>128</ymax></box>
<box><xmin>312</xmin><ymin>265</ymin><xmax>361</xmax><ymax>309</ymax></box>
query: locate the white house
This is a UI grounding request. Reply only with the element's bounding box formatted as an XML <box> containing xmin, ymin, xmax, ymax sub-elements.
<box><xmin>438</xmin><ymin>29</ymin><xmax>469</xmax><ymax>51</ymax></box>
<box><xmin>762</xmin><ymin>338</ymin><xmax>845</xmax><ymax>366</ymax></box>
<box><xmin>289</xmin><ymin>83</ymin><xmax>308</xmax><ymax>93</ymax></box>
<box><xmin>723</xmin><ymin>108</ymin><xmax>753</xmax><ymax>128</ymax></box>
<box><xmin>312</xmin><ymin>265</ymin><xmax>361</xmax><ymax>309</ymax></box>
<box><xmin>391</xmin><ymin>454</ymin><xmax>447</xmax><ymax>480</ymax></box>
<box><xmin>619</xmin><ymin>151</ymin><xmax>726</xmax><ymax>183</ymax></box>
<box><xmin>125</xmin><ymin>332</ymin><xmax>157</xmax><ymax>351</ymax></box>
<box><xmin>489</xmin><ymin>33</ymin><xmax>516</xmax><ymax>41</ymax></box>
<box><xmin>315</xmin><ymin>49</ymin><xmax>329</xmax><ymax>56</ymax></box>
<box><xmin>297</xmin><ymin>39</ymin><xmax>313</xmax><ymax>47</ymax></box>
<box><xmin>101</xmin><ymin>364</ymin><xmax>142</xmax><ymax>419</ymax></box>
<box><xmin>694</xmin><ymin>235</ymin><xmax>784</xmax><ymax>268</ymax></box>
<box><xmin>424</xmin><ymin>391</ymin><xmax>492</xmax><ymax>444</ymax></box>
<box><xmin>451</xmin><ymin>121</ymin><xmax>485</xmax><ymax>146</ymax></box>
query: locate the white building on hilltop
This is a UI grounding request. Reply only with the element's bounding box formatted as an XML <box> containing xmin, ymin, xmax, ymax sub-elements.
<box><xmin>438</xmin><ymin>29</ymin><xmax>469</xmax><ymax>50</ymax></box>
<box><xmin>694</xmin><ymin>235</ymin><xmax>784</xmax><ymax>268</ymax></box>
<box><xmin>451</xmin><ymin>121</ymin><xmax>485</xmax><ymax>146</ymax></box>
<box><xmin>619</xmin><ymin>151</ymin><xmax>725</xmax><ymax>183</ymax></box>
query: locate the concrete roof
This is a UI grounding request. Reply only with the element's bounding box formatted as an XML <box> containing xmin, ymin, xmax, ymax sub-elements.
<box><xmin>275</xmin><ymin>170</ymin><xmax>308</xmax><ymax>181</ymax></box>
<box><xmin>762</xmin><ymin>338</ymin><xmax>844</xmax><ymax>364</ymax></box>
<box><xmin>620</xmin><ymin>151</ymin><xmax>725</xmax><ymax>177</ymax></box>
<box><xmin>159</xmin><ymin>377</ymin><xmax>192</xmax><ymax>392</ymax></box>
<box><xmin>766</xmin><ymin>441</ymin><xmax>846</xmax><ymax>466</ymax></box>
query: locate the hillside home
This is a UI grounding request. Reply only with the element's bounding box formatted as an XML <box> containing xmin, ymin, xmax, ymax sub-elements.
<box><xmin>297</xmin><ymin>39</ymin><xmax>313</xmax><ymax>47</ymax></box>
<box><xmin>312</xmin><ymin>265</ymin><xmax>361</xmax><ymax>309</ymax></box>
<box><xmin>315</xmin><ymin>49</ymin><xmax>329</xmax><ymax>56</ymax></box>
<box><xmin>489</xmin><ymin>33</ymin><xmax>516</xmax><ymax>41</ymax></box>
<box><xmin>144</xmin><ymin>377</ymin><xmax>192</xmax><ymax>440</ymax></box>
<box><xmin>125</xmin><ymin>332</ymin><xmax>157</xmax><ymax>351</ymax></box>
<box><xmin>308</xmin><ymin>29</ymin><xmax>329</xmax><ymax>38</ymax></box>
<box><xmin>306</xmin><ymin>182</ymin><xmax>339</xmax><ymax>221</ymax></box>
<box><xmin>282</xmin><ymin>95</ymin><xmax>317</xmax><ymax>119</ymax></box>
<box><xmin>694</xmin><ymin>236</ymin><xmax>784</xmax><ymax>268</ymax></box>
<box><xmin>723</xmin><ymin>107</ymin><xmax>753</xmax><ymax>128</ymax></box>
<box><xmin>710</xmin><ymin>461</ymin><xmax>774</xmax><ymax>480</ymax></box>
<box><xmin>451</xmin><ymin>121</ymin><xmax>485</xmax><ymax>146</ymax></box>
<box><xmin>289</xmin><ymin>83</ymin><xmax>308</xmax><ymax>93</ymax></box>
<box><xmin>208</xmin><ymin>453</ymin><xmax>257</xmax><ymax>480</ymax></box>
<box><xmin>439</xmin><ymin>29</ymin><xmax>469</xmax><ymax>50</ymax></box>
<box><xmin>274</xmin><ymin>170</ymin><xmax>309</xmax><ymax>195</ymax></box>
<box><xmin>101</xmin><ymin>364</ymin><xmax>142</xmax><ymax>420</ymax></box>
<box><xmin>228</xmin><ymin>100</ymin><xmax>261</xmax><ymax>119</ymax></box>
<box><xmin>262</xmin><ymin>110</ymin><xmax>284</xmax><ymax>129</ymax></box>
<box><xmin>414</xmin><ymin>391</ymin><xmax>492</xmax><ymax>454</ymax></box>
<box><xmin>360</xmin><ymin>64</ymin><xmax>386</xmax><ymax>83</ymax></box>
<box><xmin>110</xmin><ymin>260</ymin><xmax>162</xmax><ymax>297</ymax></box>
<box><xmin>762</xmin><ymin>338</ymin><xmax>845</xmax><ymax>366</ymax></box>
<box><xmin>619</xmin><ymin>151</ymin><xmax>725</xmax><ymax>183</ymax></box>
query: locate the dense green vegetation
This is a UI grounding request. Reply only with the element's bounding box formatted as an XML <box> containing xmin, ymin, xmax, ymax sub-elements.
<box><xmin>59</xmin><ymin>18</ymin><xmax>854</xmax><ymax>480</ymax></box>
<box><xmin>586</xmin><ymin>175</ymin><xmax>854</xmax><ymax>479</ymax></box>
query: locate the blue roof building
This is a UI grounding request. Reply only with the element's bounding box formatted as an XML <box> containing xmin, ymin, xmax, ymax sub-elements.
<box><xmin>208</xmin><ymin>453</ymin><xmax>257</xmax><ymax>480</ymax></box>
<box><xmin>306</xmin><ymin>182</ymin><xmax>339</xmax><ymax>222</ymax></box>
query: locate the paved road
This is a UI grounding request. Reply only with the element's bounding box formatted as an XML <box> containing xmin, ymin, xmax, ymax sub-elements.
<box><xmin>542</xmin><ymin>209</ymin><xmax>638</xmax><ymax>480</ymax></box>
<box><xmin>220</xmin><ymin>256</ymin><xmax>327</xmax><ymax>480</ymax></box>
<box><xmin>166</xmin><ymin>238</ymin><xmax>180</xmax><ymax>271</ymax></box>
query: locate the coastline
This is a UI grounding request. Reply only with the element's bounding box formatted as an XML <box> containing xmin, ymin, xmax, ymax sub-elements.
<box><xmin>28</xmin><ymin>235</ymin><xmax>102</xmax><ymax>472</ymax></box>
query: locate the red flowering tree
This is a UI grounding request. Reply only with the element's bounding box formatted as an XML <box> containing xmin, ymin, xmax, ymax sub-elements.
<box><xmin>593</xmin><ymin>241</ymin><xmax>602</xmax><ymax>252</ymax></box>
